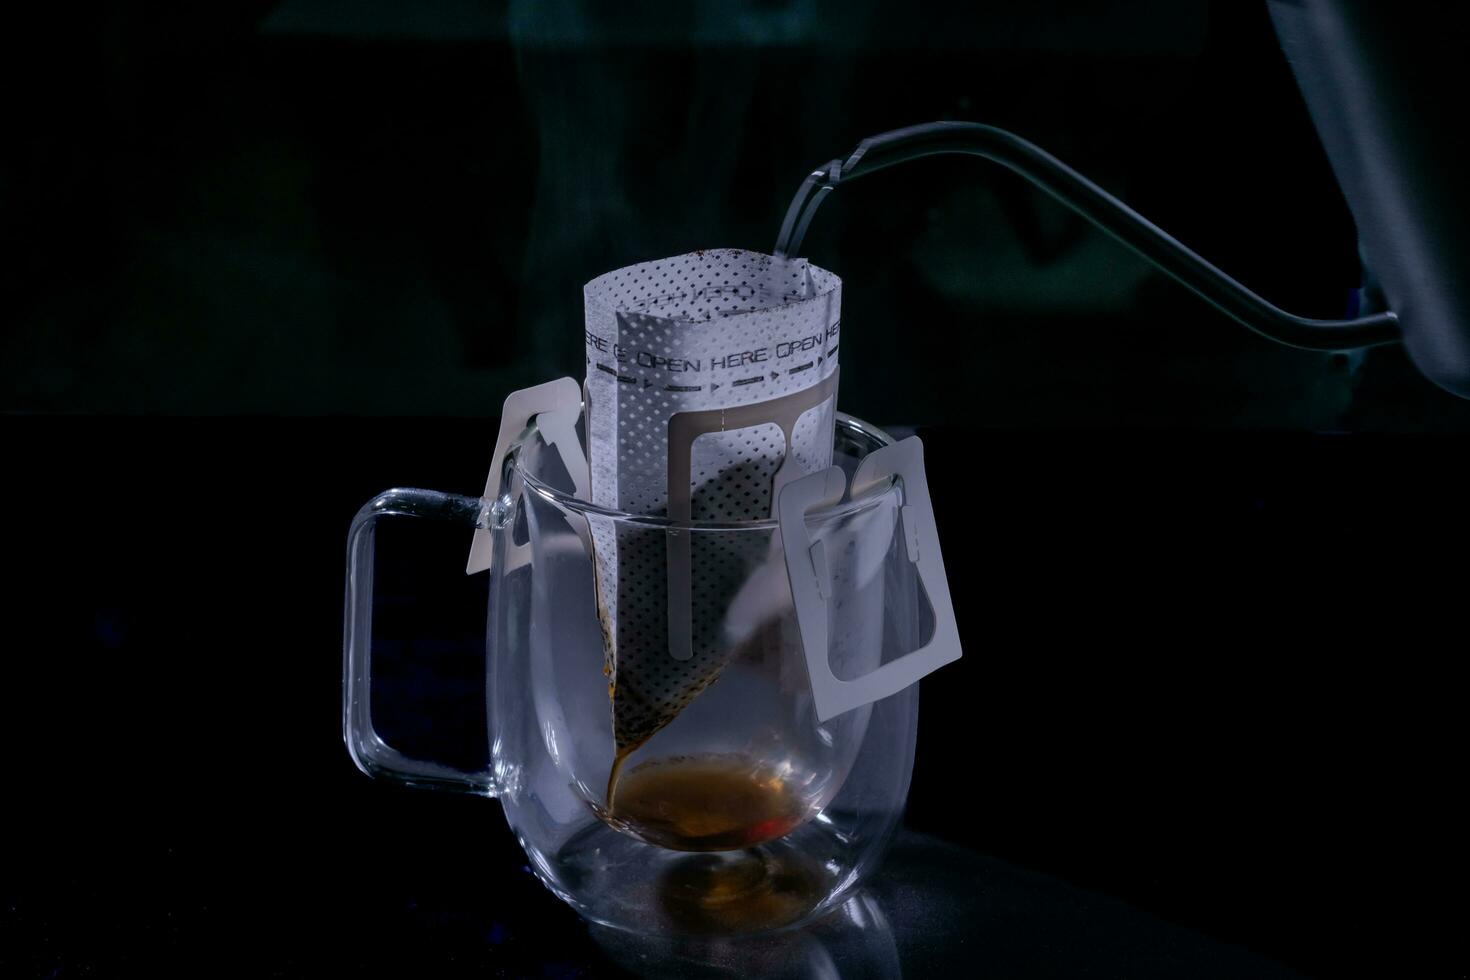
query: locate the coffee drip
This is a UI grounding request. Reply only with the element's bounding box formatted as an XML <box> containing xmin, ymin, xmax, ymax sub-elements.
<box><xmin>583</xmin><ymin>248</ymin><xmax>842</xmax><ymax>845</ymax></box>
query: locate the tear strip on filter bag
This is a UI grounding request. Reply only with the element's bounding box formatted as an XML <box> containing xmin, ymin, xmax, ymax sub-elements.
<box><xmin>581</xmin><ymin>249</ymin><xmax>842</xmax><ymax>794</ymax></box>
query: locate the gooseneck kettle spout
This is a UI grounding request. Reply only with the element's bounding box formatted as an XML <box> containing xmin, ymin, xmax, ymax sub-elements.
<box><xmin>774</xmin><ymin>120</ymin><xmax>1402</xmax><ymax>354</ymax></box>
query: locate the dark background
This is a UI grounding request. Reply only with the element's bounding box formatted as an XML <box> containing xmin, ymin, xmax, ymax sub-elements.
<box><xmin>3</xmin><ymin>2</ymin><xmax>1465</xmax><ymax>977</ymax></box>
<box><xmin>6</xmin><ymin>0</ymin><xmax>1470</xmax><ymax>428</ymax></box>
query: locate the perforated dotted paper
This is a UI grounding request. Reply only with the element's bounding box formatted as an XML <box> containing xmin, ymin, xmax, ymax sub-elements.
<box><xmin>582</xmin><ymin>249</ymin><xmax>842</xmax><ymax>756</ymax></box>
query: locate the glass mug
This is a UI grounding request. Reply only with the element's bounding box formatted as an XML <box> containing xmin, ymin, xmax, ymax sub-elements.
<box><xmin>343</xmin><ymin>411</ymin><xmax>957</xmax><ymax>935</ymax></box>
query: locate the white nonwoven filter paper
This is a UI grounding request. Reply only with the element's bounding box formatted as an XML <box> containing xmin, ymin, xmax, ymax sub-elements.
<box><xmin>582</xmin><ymin>248</ymin><xmax>842</xmax><ymax>755</ymax></box>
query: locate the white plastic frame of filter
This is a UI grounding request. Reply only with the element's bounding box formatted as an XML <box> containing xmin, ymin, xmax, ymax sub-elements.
<box><xmin>465</xmin><ymin>379</ymin><xmax>962</xmax><ymax>723</ymax></box>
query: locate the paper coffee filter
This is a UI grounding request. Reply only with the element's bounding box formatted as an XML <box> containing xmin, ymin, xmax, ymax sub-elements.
<box><xmin>582</xmin><ymin>249</ymin><xmax>842</xmax><ymax>759</ymax></box>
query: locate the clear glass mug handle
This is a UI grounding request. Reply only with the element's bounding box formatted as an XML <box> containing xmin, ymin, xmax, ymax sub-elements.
<box><xmin>343</xmin><ymin>487</ymin><xmax>499</xmax><ymax>795</ymax></box>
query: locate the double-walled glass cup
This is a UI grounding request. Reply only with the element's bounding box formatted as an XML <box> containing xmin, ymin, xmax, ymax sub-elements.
<box><xmin>344</xmin><ymin>414</ymin><xmax>924</xmax><ymax>936</ymax></box>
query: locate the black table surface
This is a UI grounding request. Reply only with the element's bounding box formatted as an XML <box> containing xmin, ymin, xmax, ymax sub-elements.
<box><xmin>3</xmin><ymin>416</ymin><xmax>1463</xmax><ymax>978</ymax></box>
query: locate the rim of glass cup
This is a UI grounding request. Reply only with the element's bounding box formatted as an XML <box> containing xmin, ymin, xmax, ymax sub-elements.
<box><xmin>511</xmin><ymin>411</ymin><xmax>898</xmax><ymax>530</ymax></box>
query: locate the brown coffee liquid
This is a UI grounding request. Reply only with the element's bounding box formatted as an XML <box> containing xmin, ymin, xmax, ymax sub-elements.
<box><xmin>599</xmin><ymin>755</ymin><xmax>810</xmax><ymax>852</ymax></box>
